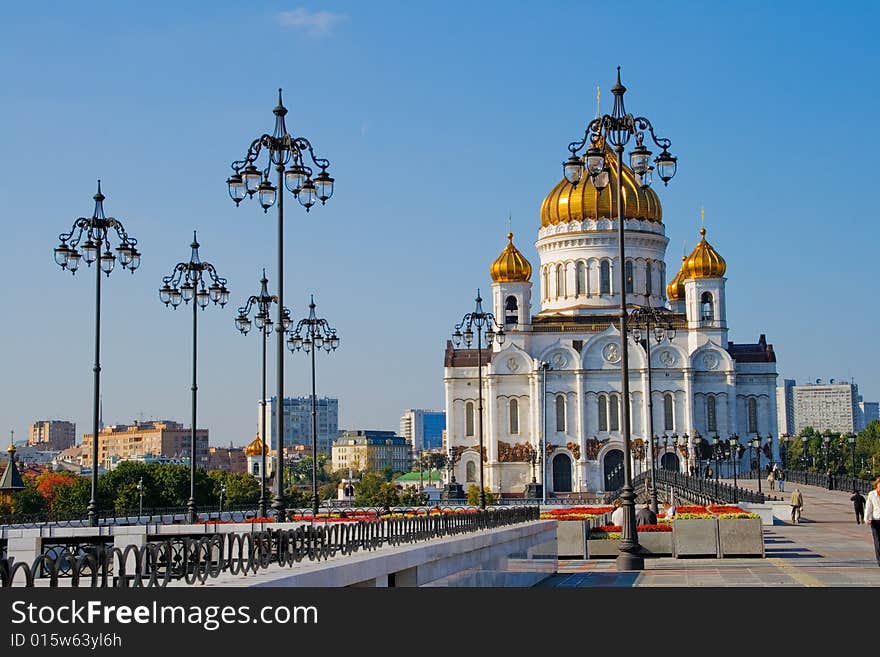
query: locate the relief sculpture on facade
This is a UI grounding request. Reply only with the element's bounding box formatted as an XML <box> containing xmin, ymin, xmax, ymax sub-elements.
<box><xmin>497</xmin><ymin>440</ymin><xmax>533</xmax><ymax>463</ymax></box>
<box><xmin>566</xmin><ymin>441</ymin><xmax>581</xmax><ymax>460</ymax></box>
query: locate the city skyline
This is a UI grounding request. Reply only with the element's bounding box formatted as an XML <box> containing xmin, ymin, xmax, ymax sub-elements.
<box><xmin>1</xmin><ymin>2</ymin><xmax>878</xmax><ymax>448</ymax></box>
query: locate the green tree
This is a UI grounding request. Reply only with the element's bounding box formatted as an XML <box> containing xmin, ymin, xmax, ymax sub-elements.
<box><xmin>400</xmin><ymin>487</ymin><xmax>427</xmax><ymax>506</ymax></box>
<box><xmin>47</xmin><ymin>476</ymin><xmax>89</xmax><ymax>516</ymax></box>
<box><xmin>466</xmin><ymin>485</ymin><xmax>496</xmax><ymax>506</ymax></box>
<box><xmin>353</xmin><ymin>471</ymin><xmax>385</xmax><ymax>506</ymax></box>
<box><xmin>13</xmin><ymin>478</ymin><xmax>46</xmax><ymax>515</ymax></box>
<box><xmin>372</xmin><ymin>482</ymin><xmax>400</xmax><ymax>508</ymax></box>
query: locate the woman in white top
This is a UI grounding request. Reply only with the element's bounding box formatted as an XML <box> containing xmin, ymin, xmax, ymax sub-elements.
<box><xmin>610</xmin><ymin>500</ymin><xmax>625</xmax><ymax>527</ymax></box>
<box><xmin>864</xmin><ymin>477</ymin><xmax>880</xmax><ymax>567</ymax></box>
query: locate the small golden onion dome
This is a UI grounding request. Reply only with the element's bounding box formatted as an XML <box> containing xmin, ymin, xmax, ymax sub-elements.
<box><xmin>244</xmin><ymin>435</ymin><xmax>266</xmax><ymax>457</ymax></box>
<box><xmin>683</xmin><ymin>228</ymin><xmax>726</xmax><ymax>278</ymax></box>
<box><xmin>490</xmin><ymin>232</ymin><xmax>532</xmax><ymax>282</ymax></box>
<box><xmin>666</xmin><ymin>255</ymin><xmax>687</xmax><ymax>301</ymax></box>
<box><xmin>540</xmin><ymin>146</ymin><xmax>662</xmax><ymax>227</ymax></box>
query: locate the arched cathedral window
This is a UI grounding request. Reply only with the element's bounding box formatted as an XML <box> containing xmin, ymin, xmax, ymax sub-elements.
<box><xmin>707</xmin><ymin>395</ymin><xmax>717</xmax><ymax>432</ymax></box>
<box><xmin>610</xmin><ymin>394</ymin><xmax>620</xmax><ymax>431</ymax></box>
<box><xmin>555</xmin><ymin>395</ymin><xmax>566</xmax><ymax>432</ymax></box>
<box><xmin>664</xmin><ymin>393</ymin><xmax>674</xmax><ymax>431</ymax></box>
<box><xmin>598</xmin><ymin>395</ymin><xmax>608</xmax><ymax>431</ymax></box>
<box><xmin>600</xmin><ymin>261</ymin><xmax>611</xmax><ymax>295</ymax></box>
<box><xmin>505</xmin><ymin>296</ymin><xmax>518</xmax><ymax>327</ymax></box>
<box><xmin>556</xmin><ymin>264</ymin><xmax>565</xmax><ymax>298</ymax></box>
<box><xmin>465</xmin><ymin>401</ymin><xmax>474</xmax><ymax>437</ymax></box>
<box><xmin>466</xmin><ymin>461</ymin><xmax>476</xmax><ymax>483</ymax></box>
<box><xmin>748</xmin><ymin>398</ymin><xmax>758</xmax><ymax>434</ymax></box>
<box><xmin>625</xmin><ymin>261</ymin><xmax>634</xmax><ymax>294</ymax></box>
<box><xmin>646</xmin><ymin>261</ymin><xmax>653</xmax><ymax>296</ymax></box>
<box><xmin>543</xmin><ymin>268</ymin><xmax>549</xmax><ymax>301</ymax></box>
<box><xmin>575</xmin><ymin>261</ymin><xmax>586</xmax><ymax>296</ymax></box>
<box><xmin>509</xmin><ymin>399</ymin><xmax>519</xmax><ymax>435</ymax></box>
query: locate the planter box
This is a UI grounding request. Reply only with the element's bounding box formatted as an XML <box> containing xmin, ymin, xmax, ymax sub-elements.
<box><xmin>556</xmin><ymin>521</ymin><xmax>588</xmax><ymax>558</ymax></box>
<box><xmin>637</xmin><ymin>531</ymin><xmax>673</xmax><ymax>556</ymax></box>
<box><xmin>586</xmin><ymin>539</ymin><xmax>620</xmax><ymax>558</ymax></box>
<box><xmin>672</xmin><ymin>519</ymin><xmax>719</xmax><ymax>558</ymax></box>
<box><xmin>718</xmin><ymin>517</ymin><xmax>764</xmax><ymax>557</ymax></box>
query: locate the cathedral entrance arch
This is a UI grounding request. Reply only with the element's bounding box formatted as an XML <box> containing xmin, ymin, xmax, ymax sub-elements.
<box><xmin>660</xmin><ymin>452</ymin><xmax>680</xmax><ymax>472</ymax></box>
<box><xmin>603</xmin><ymin>449</ymin><xmax>624</xmax><ymax>491</ymax></box>
<box><xmin>552</xmin><ymin>454</ymin><xmax>572</xmax><ymax>492</ymax></box>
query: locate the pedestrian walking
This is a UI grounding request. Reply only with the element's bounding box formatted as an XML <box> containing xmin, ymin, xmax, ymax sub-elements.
<box><xmin>850</xmin><ymin>489</ymin><xmax>866</xmax><ymax>524</ymax></box>
<box><xmin>790</xmin><ymin>487</ymin><xmax>804</xmax><ymax>524</ymax></box>
<box><xmin>864</xmin><ymin>477</ymin><xmax>880</xmax><ymax>567</ymax></box>
<box><xmin>767</xmin><ymin>469</ymin><xmax>776</xmax><ymax>491</ymax></box>
<box><xmin>775</xmin><ymin>466</ymin><xmax>785</xmax><ymax>493</ymax></box>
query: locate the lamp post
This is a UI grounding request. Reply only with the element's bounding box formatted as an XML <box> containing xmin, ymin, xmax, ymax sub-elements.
<box><xmin>801</xmin><ymin>435</ymin><xmax>809</xmax><ymax>470</ymax></box>
<box><xmin>823</xmin><ymin>433</ymin><xmax>832</xmax><ymax>487</ymax></box>
<box><xmin>137</xmin><ymin>477</ymin><xmax>144</xmax><ymax>517</ymax></box>
<box><xmin>729</xmin><ymin>434</ymin><xmax>739</xmax><ymax>503</ymax></box>
<box><xmin>235</xmin><ymin>271</ymin><xmax>290</xmax><ymax>519</ymax></box>
<box><xmin>227</xmin><ymin>89</ymin><xmax>334</xmax><ymax>522</ymax></box>
<box><xmin>628</xmin><ymin>305</ymin><xmax>675</xmax><ymax>513</ymax></box>
<box><xmin>848</xmin><ymin>433</ymin><xmax>857</xmax><ymax>479</ymax></box>
<box><xmin>159</xmin><ymin>232</ymin><xmax>229</xmax><ymax>523</ymax></box>
<box><xmin>562</xmin><ymin>67</ymin><xmax>677</xmax><ymax>571</ymax></box>
<box><xmin>287</xmin><ymin>295</ymin><xmax>339</xmax><ymax>517</ymax></box>
<box><xmin>54</xmin><ymin>181</ymin><xmax>141</xmax><ymax>527</ymax></box>
<box><xmin>452</xmin><ymin>290</ymin><xmax>505</xmax><ymax>510</ymax></box>
<box><xmin>780</xmin><ymin>434</ymin><xmax>789</xmax><ymax>470</ymax></box>
<box><xmin>750</xmin><ymin>435</ymin><xmax>762</xmax><ymax>494</ymax></box>
<box><xmin>219</xmin><ymin>482</ymin><xmax>226</xmax><ymax>513</ymax></box>
<box><xmin>712</xmin><ymin>434</ymin><xmax>721</xmax><ymax>497</ymax></box>
<box><xmin>539</xmin><ymin>360</ymin><xmax>551</xmax><ymax>504</ymax></box>
<box><xmin>693</xmin><ymin>434</ymin><xmax>703</xmax><ymax>481</ymax></box>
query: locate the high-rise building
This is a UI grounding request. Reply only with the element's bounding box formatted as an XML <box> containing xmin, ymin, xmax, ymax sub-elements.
<box><xmin>399</xmin><ymin>409</ymin><xmax>446</xmax><ymax>451</ymax></box>
<box><xmin>260</xmin><ymin>396</ymin><xmax>339</xmax><ymax>455</ymax></box>
<box><xmin>28</xmin><ymin>420</ymin><xmax>76</xmax><ymax>451</ymax></box>
<box><xmin>858</xmin><ymin>401</ymin><xmax>879</xmax><ymax>430</ymax></box>
<box><xmin>792</xmin><ymin>380</ymin><xmax>860</xmax><ymax>434</ymax></box>
<box><xmin>776</xmin><ymin>379</ymin><xmax>796</xmax><ymax>436</ymax></box>
<box><xmin>82</xmin><ymin>420</ymin><xmax>209</xmax><ymax>469</ymax></box>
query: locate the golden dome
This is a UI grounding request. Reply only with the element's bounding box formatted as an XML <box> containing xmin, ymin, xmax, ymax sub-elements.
<box><xmin>244</xmin><ymin>435</ymin><xmax>266</xmax><ymax>457</ymax></box>
<box><xmin>666</xmin><ymin>255</ymin><xmax>687</xmax><ymax>301</ymax></box>
<box><xmin>490</xmin><ymin>232</ymin><xmax>532</xmax><ymax>282</ymax></box>
<box><xmin>540</xmin><ymin>146</ymin><xmax>662</xmax><ymax>227</ymax></box>
<box><xmin>682</xmin><ymin>228</ymin><xmax>726</xmax><ymax>279</ymax></box>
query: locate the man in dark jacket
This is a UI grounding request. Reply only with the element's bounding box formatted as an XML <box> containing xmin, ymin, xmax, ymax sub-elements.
<box><xmin>851</xmin><ymin>489</ymin><xmax>866</xmax><ymax>524</ymax></box>
<box><xmin>635</xmin><ymin>502</ymin><xmax>657</xmax><ymax>526</ymax></box>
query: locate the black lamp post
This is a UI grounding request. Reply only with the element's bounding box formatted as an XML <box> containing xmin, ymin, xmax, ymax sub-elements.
<box><xmin>235</xmin><ymin>271</ymin><xmax>290</xmax><ymax>519</ymax></box>
<box><xmin>780</xmin><ymin>434</ymin><xmax>789</xmax><ymax>470</ymax></box>
<box><xmin>54</xmin><ymin>181</ymin><xmax>141</xmax><ymax>527</ymax></box>
<box><xmin>750</xmin><ymin>435</ymin><xmax>762</xmax><ymax>494</ymax></box>
<box><xmin>561</xmin><ymin>67</ymin><xmax>677</xmax><ymax>571</ymax></box>
<box><xmin>801</xmin><ymin>435</ymin><xmax>809</xmax><ymax>470</ymax></box>
<box><xmin>227</xmin><ymin>89</ymin><xmax>334</xmax><ymax>522</ymax></box>
<box><xmin>219</xmin><ymin>482</ymin><xmax>226</xmax><ymax>513</ymax></box>
<box><xmin>452</xmin><ymin>290</ymin><xmax>505</xmax><ymax>510</ymax></box>
<box><xmin>729</xmin><ymin>434</ymin><xmax>739</xmax><ymax>502</ymax></box>
<box><xmin>137</xmin><ymin>477</ymin><xmax>144</xmax><ymax>517</ymax></box>
<box><xmin>159</xmin><ymin>232</ymin><xmax>229</xmax><ymax>523</ymax></box>
<box><xmin>628</xmin><ymin>305</ymin><xmax>675</xmax><ymax>513</ymax></box>
<box><xmin>287</xmin><ymin>296</ymin><xmax>339</xmax><ymax>517</ymax></box>
<box><xmin>712</xmin><ymin>434</ymin><xmax>721</xmax><ymax>497</ymax></box>
<box><xmin>693</xmin><ymin>434</ymin><xmax>703</xmax><ymax>481</ymax></box>
<box><xmin>848</xmin><ymin>433</ymin><xmax>857</xmax><ymax>479</ymax></box>
<box><xmin>823</xmin><ymin>433</ymin><xmax>832</xmax><ymax>487</ymax></box>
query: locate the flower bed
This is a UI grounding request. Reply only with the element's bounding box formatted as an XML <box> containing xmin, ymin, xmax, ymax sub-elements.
<box><xmin>539</xmin><ymin>506</ymin><xmax>612</xmax><ymax>521</ymax></box>
<box><xmin>587</xmin><ymin>524</ymin><xmax>671</xmax><ymax>539</ymax></box>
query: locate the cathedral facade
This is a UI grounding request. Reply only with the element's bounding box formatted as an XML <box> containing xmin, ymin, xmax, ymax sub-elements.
<box><xmin>443</xmin><ymin>149</ymin><xmax>778</xmax><ymax>496</ymax></box>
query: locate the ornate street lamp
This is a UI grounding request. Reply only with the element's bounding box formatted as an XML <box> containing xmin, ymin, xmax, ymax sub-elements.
<box><xmin>235</xmin><ymin>271</ymin><xmax>290</xmax><ymax>519</ymax></box>
<box><xmin>219</xmin><ymin>482</ymin><xmax>227</xmax><ymax>513</ymax></box>
<box><xmin>159</xmin><ymin>232</ymin><xmax>229</xmax><ymax>523</ymax></box>
<box><xmin>712</xmin><ymin>434</ymin><xmax>721</xmax><ymax>497</ymax></box>
<box><xmin>780</xmin><ymin>434</ymin><xmax>790</xmax><ymax>470</ymax></box>
<box><xmin>729</xmin><ymin>434</ymin><xmax>740</xmax><ymax>503</ymax></box>
<box><xmin>801</xmin><ymin>435</ymin><xmax>809</xmax><ymax>470</ymax></box>
<box><xmin>452</xmin><ymin>290</ymin><xmax>505</xmax><ymax>510</ymax></box>
<box><xmin>848</xmin><ymin>432</ymin><xmax>857</xmax><ymax>479</ymax></box>
<box><xmin>54</xmin><ymin>181</ymin><xmax>141</xmax><ymax>526</ymax></box>
<box><xmin>287</xmin><ymin>295</ymin><xmax>339</xmax><ymax>517</ymax></box>
<box><xmin>628</xmin><ymin>305</ymin><xmax>675</xmax><ymax>513</ymax></box>
<box><xmin>693</xmin><ymin>433</ymin><xmax>703</xmax><ymax>481</ymax></box>
<box><xmin>227</xmin><ymin>89</ymin><xmax>334</xmax><ymax>522</ymax></box>
<box><xmin>137</xmin><ymin>477</ymin><xmax>144</xmax><ymax>517</ymax></box>
<box><xmin>562</xmin><ymin>68</ymin><xmax>677</xmax><ymax>571</ymax></box>
<box><xmin>750</xmin><ymin>435</ymin><xmax>762</xmax><ymax>494</ymax></box>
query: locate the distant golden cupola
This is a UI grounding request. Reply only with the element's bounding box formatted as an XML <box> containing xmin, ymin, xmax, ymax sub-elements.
<box><xmin>682</xmin><ymin>228</ymin><xmax>726</xmax><ymax>278</ymax></box>
<box><xmin>244</xmin><ymin>435</ymin><xmax>266</xmax><ymax>457</ymax></box>
<box><xmin>665</xmin><ymin>255</ymin><xmax>687</xmax><ymax>301</ymax></box>
<box><xmin>540</xmin><ymin>145</ymin><xmax>663</xmax><ymax>227</ymax></box>
<box><xmin>490</xmin><ymin>232</ymin><xmax>532</xmax><ymax>282</ymax></box>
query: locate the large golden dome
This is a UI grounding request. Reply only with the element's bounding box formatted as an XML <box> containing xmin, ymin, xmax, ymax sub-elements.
<box><xmin>244</xmin><ymin>435</ymin><xmax>266</xmax><ymax>457</ymax></box>
<box><xmin>666</xmin><ymin>255</ymin><xmax>687</xmax><ymax>301</ymax></box>
<box><xmin>682</xmin><ymin>228</ymin><xmax>726</xmax><ymax>279</ymax></box>
<box><xmin>490</xmin><ymin>232</ymin><xmax>532</xmax><ymax>282</ymax></box>
<box><xmin>540</xmin><ymin>147</ymin><xmax>662</xmax><ymax>227</ymax></box>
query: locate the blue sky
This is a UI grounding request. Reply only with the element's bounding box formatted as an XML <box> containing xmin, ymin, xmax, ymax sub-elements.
<box><xmin>1</xmin><ymin>1</ymin><xmax>877</xmax><ymax>447</ymax></box>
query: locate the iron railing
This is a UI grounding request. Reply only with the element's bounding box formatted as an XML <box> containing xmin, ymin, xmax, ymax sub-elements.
<box><xmin>0</xmin><ymin>506</ymin><xmax>539</xmax><ymax>588</ymax></box>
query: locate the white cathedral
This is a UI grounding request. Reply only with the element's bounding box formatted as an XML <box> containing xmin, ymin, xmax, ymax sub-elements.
<box><xmin>443</xmin><ymin>149</ymin><xmax>779</xmax><ymax>497</ymax></box>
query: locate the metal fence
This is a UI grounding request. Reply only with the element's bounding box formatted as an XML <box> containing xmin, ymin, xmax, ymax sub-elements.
<box><xmin>0</xmin><ymin>506</ymin><xmax>539</xmax><ymax>588</ymax></box>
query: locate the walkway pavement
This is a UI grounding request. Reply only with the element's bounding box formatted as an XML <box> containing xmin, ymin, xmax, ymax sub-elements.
<box><xmin>538</xmin><ymin>478</ymin><xmax>880</xmax><ymax>587</ymax></box>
